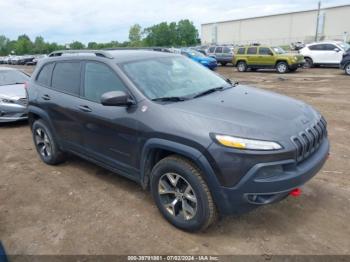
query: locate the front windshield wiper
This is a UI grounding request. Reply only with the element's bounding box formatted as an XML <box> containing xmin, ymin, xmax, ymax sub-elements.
<box><xmin>192</xmin><ymin>84</ymin><xmax>235</xmax><ymax>99</ymax></box>
<box><xmin>152</xmin><ymin>96</ymin><xmax>187</xmax><ymax>102</ymax></box>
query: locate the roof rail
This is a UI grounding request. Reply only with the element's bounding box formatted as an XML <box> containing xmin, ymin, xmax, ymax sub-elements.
<box><xmin>48</xmin><ymin>50</ymin><xmax>113</xmax><ymax>59</ymax></box>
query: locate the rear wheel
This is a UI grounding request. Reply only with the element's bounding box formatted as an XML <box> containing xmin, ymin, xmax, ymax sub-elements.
<box><xmin>32</xmin><ymin>120</ymin><xmax>65</xmax><ymax>165</ymax></box>
<box><xmin>237</xmin><ymin>61</ymin><xmax>247</xmax><ymax>72</ymax></box>
<box><xmin>150</xmin><ymin>155</ymin><xmax>217</xmax><ymax>232</ymax></box>
<box><xmin>304</xmin><ymin>57</ymin><xmax>313</xmax><ymax>68</ymax></box>
<box><xmin>345</xmin><ymin>63</ymin><xmax>350</xmax><ymax>75</ymax></box>
<box><xmin>276</xmin><ymin>61</ymin><xmax>288</xmax><ymax>73</ymax></box>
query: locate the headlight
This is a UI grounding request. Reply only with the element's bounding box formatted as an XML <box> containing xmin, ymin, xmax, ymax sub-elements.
<box><xmin>213</xmin><ymin>134</ymin><xmax>282</xmax><ymax>150</ymax></box>
<box><xmin>0</xmin><ymin>97</ymin><xmax>12</xmax><ymax>104</ymax></box>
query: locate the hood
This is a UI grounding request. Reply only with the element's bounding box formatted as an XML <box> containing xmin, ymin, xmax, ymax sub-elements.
<box><xmin>0</xmin><ymin>84</ymin><xmax>26</xmax><ymax>99</ymax></box>
<box><xmin>166</xmin><ymin>85</ymin><xmax>319</xmax><ymax>142</ymax></box>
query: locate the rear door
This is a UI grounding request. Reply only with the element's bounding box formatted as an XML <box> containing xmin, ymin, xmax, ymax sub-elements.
<box><xmin>214</xmin><ymin>46</ymin><xmax>223</xmax><ymax>61</ymax></box>
<box><xmin>36</xmin><ymin>61</ymin><xmax>84</xmax><ymax>149</ymax></box>
<box><xmin>78</xmin><ymin>61</ymin><xmax>140</xmax><ymax>178</ymax></box>
<box><xmin>322</xmin><ymin>44</ymin><xmax>343</xmax><ymax>64</ymax></box>
<box><xmin>246</xmin><ymin>47</ymin><xmax>258</xmax><ymax>65</ymax></box>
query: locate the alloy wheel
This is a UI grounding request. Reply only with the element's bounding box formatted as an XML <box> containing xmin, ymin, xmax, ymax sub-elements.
<box><xmin>277</xmin><ymin>63</ymin><xmax>287</xmax><ymax>73</ymax></box>
<box><xmin>34</xmin><ymin>128</ymin><xmax>52</xmax><ymax>158</ymax></box>
<box><xmin>346</xmin><ymin>64</ymin><xmax>350</xmax><ymax>75</ymax></box>
<box><xmin>158</xmin><ymin>173</ymin><xmax>197</xmax><ymax>221</ymax></box>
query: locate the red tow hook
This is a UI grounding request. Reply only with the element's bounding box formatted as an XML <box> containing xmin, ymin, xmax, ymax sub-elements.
<box><xmin>290</xmin><ymin>188</ymin><xmax>302</xmax><ymax>197</ymax></box>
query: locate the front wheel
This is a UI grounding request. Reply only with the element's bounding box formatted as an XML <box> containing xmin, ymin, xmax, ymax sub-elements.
<box><xmin>237</xmin><ymin>61</ymin><xmax>247</xmax><ymax>72</ymax></box>
<box><xmin>150</xmin><ymin>155</ymin><xmax>217</xmax><ymax>232</ymax></box>
<box><xmin>304</xmin><ymin>58</ymin><xmax>313</xmax><ymax>68</ymax></box>
<box><xmin>276</xmin><ymin>61</ymin><xmax>289</xmax><ymax>73</ymax></box>
<box><xmin>345</xmin><ymin>63</ymin><xmax>350</xmax><ymax>75</ymax></box>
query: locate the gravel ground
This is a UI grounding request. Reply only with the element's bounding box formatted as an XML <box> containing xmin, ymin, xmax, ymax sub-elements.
<box><xmin>0</xmin><ymin>64</ymin><xmax>349</xmax><ymax>256</ymax></box>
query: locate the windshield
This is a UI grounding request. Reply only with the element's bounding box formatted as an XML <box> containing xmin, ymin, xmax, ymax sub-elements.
<box><xmin>272</xmin><ymin>46</ymin><xmax>286</xmax><ymax>54</ymax></box>
<box><xmin>183</xmin><ymin>50</ymin><xmax>206</xmax><ymax>58</ymax></box>
<box><xmin>339</xmin><ymin>42</ymin><xmax>350</xmax><ymax>51</ymax></box>
<box><xmin>0</xmin><ymin>70</ymin><xmax>29</xmax><ymax>86</ymax></box>
<box><xmin>121</xmin><ymin>56</ymin><xmax>230</xmax><ymax>100</ymax></box>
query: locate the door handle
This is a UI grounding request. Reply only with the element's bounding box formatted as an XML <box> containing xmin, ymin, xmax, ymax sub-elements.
<box><xmin>41</xmin><ymin>94</ymin><xmax>51</xmax><ymax>100</ymax></box>
<box><xmin>78</xmin><ymin>105</ymin><xmax>92</xmax><ymax>112</ymax></box>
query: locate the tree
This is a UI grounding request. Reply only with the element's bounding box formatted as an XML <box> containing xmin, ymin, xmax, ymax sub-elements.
<box><xmin>129</xmin><ymin>24</ymin><xmax>142</xmax><ymax>47</ymax></box>
<box><xmin>33</xmin><ymin>36</ymin><xmax>46</xmax><ymax>54</ymax></box>
<box><xmin>0</xmin><ymin>35</ymin><xmax>10</xmax><ymax>55</ymax></box>
<box><xmin>15</xmin><ymin>34</ymin><xmax>33</xmax><ymax>55</ymax></box>
<box><xmin>176</xmin><ymin>19</ymin><xmax>198</xmax><ymax>46</ymax></box>
<box><xmin>69</xmin><ymin>41</ymin><xmax>85</xmax><ymax>49</ymax></box>
<box><xmin>143</xmin><ymin>22</ymin><xmax>175</xmax><ymax>46</ymax></box>
<box><xmin>88</xmin><ymin>42</ymin><xmax>98</xmax><ymax>49</ymax></box>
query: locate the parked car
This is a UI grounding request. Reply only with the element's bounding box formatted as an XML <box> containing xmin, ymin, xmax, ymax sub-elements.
<box><xmin>0</xmin><ymin>67</ymin><xmax>29</xmax><ymax>123</ymax></box>
<box><xmin>27</xmin><ymin>54</ymin><xmax>48</xmax><ymax>65</ymax></box>
<box><xmin>19</xmin><ymin>55</ymin><xmax>35</xmax><ymax>65</ymax></box>
<box><xmin>206</xmin><ymin>45</ymin><xmax>234</xmax><ymax>66</ymax></box>
<box><xmin>340</xmin><ymin>49</ymin><xmax>350</xmax><ymax>75</ymax></box>
<box><xmin>181</xmin><ymin>49</ymin><xmax>217</xmax><ymax>70</ymax></box>
<box><xmin>28</xmin><ymin>50</ymin><xmax>329</xmax><ymax>231</ymax></box>
<box><xmin>233</xmin><ymin>45</ymin><xmax>305</xmax><ymax>73</ymax></box>
<box><xmin>299</xmin><ymin>41</ymin><xmax>350</xmax><ymax>68</ymax></box>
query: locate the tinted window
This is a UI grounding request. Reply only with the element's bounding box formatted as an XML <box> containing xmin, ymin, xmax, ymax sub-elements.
<box><xmin>322</xmin><ymin>44</ymin><xmax>337</xmax><ymax>51</ymax></box>
<box><xmin>237</xmin><ymin>48</ymin><xmax>245</xmax><ymax>54</ymax></box>
<box><xmin>83</xmin><ymin>62</ymin><xmax>127</xmax><ymax>103</ymax></box>
<box><xmin>259</xmin><ymin>47</ymin><xmax>272</xmax><ymax>55</ymax></box>
<box><xmin>208</xmin><ymin>47</ymin><xmax>215</xmax><ymax>53</ymax></box>
<box><xmin>36</xmin><ymin>63</ymin><xmax>54</xmax><ymax>86</ymax></box>
<box><xmin>247</xmin><ymin>47</ymin><xmax>257</xmax><ymax>54</ymax></box>
<box><xmin>223</xmin><ymin>47</ymin><xmax>231</xmax><ymax>53</ymax></box>
<box><xmin>51</xmin><ymin>62</ymin><xmax>81</xmax><ymax>95</ymax></box>
<box><xmin>215</xmin><ymin>47</ymin><xmax>223</xmax><ymax>53</ymax></box>
<box><xmin>309</xmin><ymin>44</ymin><xmax>322</xmax><ymax>51</ymax></box>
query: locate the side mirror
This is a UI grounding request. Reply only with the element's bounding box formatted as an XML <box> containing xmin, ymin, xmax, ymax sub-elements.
<box><xmin>334</xmin><ymin>48</ymin><xmax>340</xmax><ymax>52</ymax></box>
<box><xmin>101</xmin><ymin>91</ymin><xmax>134</xmax><ymax>106</ymax></box>
<box><xmin>269</xmin><ymin>52</ymin><xmax>274</xmax><ymax>56</ymax></box>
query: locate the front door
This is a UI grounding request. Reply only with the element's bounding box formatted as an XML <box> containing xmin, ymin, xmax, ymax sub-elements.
<box><xmin>79</xmin><ymin>61</ymin><xmax>140</xmax><ymax>178</ymax></box>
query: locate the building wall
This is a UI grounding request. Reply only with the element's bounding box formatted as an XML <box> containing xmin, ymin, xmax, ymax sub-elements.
<box><xmin>201</xmin><ymin>5</ymin><xmax>350</xmax><ymax>46</ymax></box>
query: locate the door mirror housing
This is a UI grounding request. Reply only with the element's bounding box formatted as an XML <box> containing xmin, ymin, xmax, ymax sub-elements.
<box><xmin>101</xmin><ymin>91</ymin><xmax>134</xmax><ymax>106</ymax></box>
<box><xmin>269</xmin><ymin>52</ymin><xmax>274</xmax><ymax>56</ymax></box>
<box><xmin>334</xmin><ymin>48</ymin><xmax>340</xmax><ymax>52</ymax></box>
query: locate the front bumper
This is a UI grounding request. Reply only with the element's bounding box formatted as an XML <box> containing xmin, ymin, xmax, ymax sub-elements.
<box><xmin>211</xmin><ymin>137</ymin><xmax>329</xmax><ymax>215</ymax></box>
<box><xmin>0</xmin><ymin>104</ymin><xmax>28</xmax><ymax>123</ymax></box>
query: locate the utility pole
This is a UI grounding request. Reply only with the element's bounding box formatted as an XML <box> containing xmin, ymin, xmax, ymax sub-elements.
<box><xmin>315</xmin><ymin>1</ymin><xmax>321</xmax><ymax>42</ymax></box>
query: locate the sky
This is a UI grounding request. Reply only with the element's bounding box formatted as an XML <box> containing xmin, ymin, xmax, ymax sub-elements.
<box><xmin>0</xmin><ymin>0</ymin><xmax>349</xmax><ymax>44</ymax></box>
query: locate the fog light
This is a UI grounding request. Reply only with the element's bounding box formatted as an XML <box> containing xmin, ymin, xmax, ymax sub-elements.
<box><xmin>290</xmin><ymin>188</ymin><xmax>301</xmax><ymax>197</ymax></box>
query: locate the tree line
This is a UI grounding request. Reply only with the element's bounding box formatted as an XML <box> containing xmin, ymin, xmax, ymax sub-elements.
<box><xmin>0</xmin><ymin>19</ymin><xmax>199</xmax><ymax>56</ymax></box>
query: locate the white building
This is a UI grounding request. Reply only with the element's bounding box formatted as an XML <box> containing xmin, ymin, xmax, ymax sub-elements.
<box><xmin>201</xmin><ymin>4</ymin><xmax>350</xmax><ymax>46</ymax></box>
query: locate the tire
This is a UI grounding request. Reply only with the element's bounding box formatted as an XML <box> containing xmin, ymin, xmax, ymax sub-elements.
<box><xmin>32</xmin><ymin>119</ymin><xmax>65</xmax><ymax>165</ymax></box>
<box><xmin>150</xmin><ymin>155</ymin><xmax>217</xmax><ymax>232</ymax></box>
<box><xmin>221</xmin><ymin>62</ymin><xmax>227</xmax><ymax>66</ymax></box>
<box><xmin>304</xmin><ymin>57</ymin><xmax>313</xmax><ymax>68</ymax></box>
<box><xmin>345</xmin><ymin>63</ymin><xmax>350</xmax><ymax>75</ymax></box>
<box><xmin>237</xmin><ymin>61</ymin><xmax>247</xmax><ymax>72</ymax></box>
<box><xmin>276</xmin><ymin>61</ymin><xmax>289</xmax><ymax>73</ymax></box>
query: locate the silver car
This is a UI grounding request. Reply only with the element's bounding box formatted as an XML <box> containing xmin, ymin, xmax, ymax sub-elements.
<box><xmin>0</xmin><ymin>67</ymin><xmax>30</xmax><ymax>123</ymax></box>
<box><xmin>206</xmin><ymin>45</ymin><xmax>234</xmax><ymax>66</ymax></box>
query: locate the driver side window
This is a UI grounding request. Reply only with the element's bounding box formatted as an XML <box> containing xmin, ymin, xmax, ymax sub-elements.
<box><xmin>83</xmin><ymin>62</ymin><xmax>127</xmax><ymax>103</ymax></box>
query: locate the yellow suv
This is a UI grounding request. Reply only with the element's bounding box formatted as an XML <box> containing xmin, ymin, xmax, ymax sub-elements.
<box><xmin>233</xmin><ymin>45</ymin><xmax>305</xmax><ymax>73</ymax></box>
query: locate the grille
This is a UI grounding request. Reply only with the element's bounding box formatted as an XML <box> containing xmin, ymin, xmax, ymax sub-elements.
<box><xmin>16</xmin><ymin>98</ymin><xmax>28</xmax><ymax>107</ymax></box>
<box><xmin>291</xmin><ymin>117</ymin><xmax>327</xmax><ymax>163</ymax></box>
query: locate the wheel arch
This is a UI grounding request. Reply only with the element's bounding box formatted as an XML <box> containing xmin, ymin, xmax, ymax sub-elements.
<box><xmin>235</xmin><ymin>59</ymin><xmax>247</xmax><ymax>66</ymax></box>
<box><xmin>140</xmin><ymin>138</ymin><xmax>224</xmax><ymax>212</ymax></box>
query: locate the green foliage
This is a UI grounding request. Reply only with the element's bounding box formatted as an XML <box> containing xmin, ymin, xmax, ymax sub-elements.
<box><xmin>0</xmin><ymin>19</ymin><xmax>199</xmax><ymax>56</ymax></box>
<box><xmin>129</xmin><ymin>24</ymin><xmax>142</xmax><ymax>47</ymax></box>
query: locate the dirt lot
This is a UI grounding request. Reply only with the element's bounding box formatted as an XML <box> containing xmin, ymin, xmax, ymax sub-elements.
<box><xmin>0</xmin><ymin>64</ymin><xmax>350</xmax><ymax>255</ymax></box>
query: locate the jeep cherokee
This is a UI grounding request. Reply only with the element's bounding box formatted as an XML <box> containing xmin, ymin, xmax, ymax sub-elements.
<box><xmin>27</xmin><ymin>50</ymin><xmax>329</xmax><ymax>232</ymax></box>
<box><xmin>234</xmin><ymin>45</ymin><xmax>305</xmax><ymax>73</ymax></box>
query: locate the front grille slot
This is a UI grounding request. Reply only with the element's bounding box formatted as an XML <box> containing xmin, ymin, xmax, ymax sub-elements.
<box><xmin>291</xmin><ymin>118</ymin><xmax>327</xmax><ymax>163</ymax></box>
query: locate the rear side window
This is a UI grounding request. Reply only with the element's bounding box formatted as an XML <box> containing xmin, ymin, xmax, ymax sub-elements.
<box><xmin>83</xmin><ymin>62</ymin><xmax>127</xmax><ymax>103</ymax></box>
<box><xmin>237</xmin><ymin>48</ymin><xmax>245</xmax><ymax>54</ymax></box>
<box><xmin>309</xmin><ymin>44</ymin><xmax>322</xmax><ymax>51</ymax></box>
<box><xmin>36</xmin><ymin>63</ymin><xmax>54</xmax><ymax>86</ymax></box>
<box><xmin>259</xmin><ymin>47</ymin><xmax>272</xmax><ymax>55</ymax></box>
<box><xmin>208</xmin><ymin>47</ymin><xmax>215</xmax><ymax>53</ymax></box>
<box><xmin>215</xmin><ymin>47</ymin><xmax>223</xmax><ymax>53</ymax></box>
<box><xmin>51</xmin><ymin>62</ymin><xmax>81</xmax><ymax>95</ymax></box>
<box><xmin>223</xmin><ymin>47</ymin><xmax>231</xmax><ymax>53</ymax></box>
<box><xmin>247</xmin><ymin>47</ymin><xmax>257</xmax><ymax>54</ymax></box>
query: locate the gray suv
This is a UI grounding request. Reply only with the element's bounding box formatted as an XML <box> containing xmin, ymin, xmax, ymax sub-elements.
<box><xmin>28</xmin><ymin>50</ymin><xmax>329</xmax><ymax>232</ymax></box>
<box><xmin>206</xmin><ymin>45</ymin><xmax>234</xmax><ymax>66</ymax></box>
